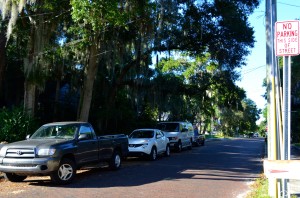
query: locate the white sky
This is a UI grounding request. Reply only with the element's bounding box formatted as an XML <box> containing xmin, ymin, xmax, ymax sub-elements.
<box><xmin>236</xmin><ymin>0</ymin><xmax>300</xmax><ymax>121</ymax></box>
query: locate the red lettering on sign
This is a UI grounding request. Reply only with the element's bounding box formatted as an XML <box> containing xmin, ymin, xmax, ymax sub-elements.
<box><xmin>277</xmin><ymin>30</ymin><xmax>298</xmax><ymax>37</ymax></box>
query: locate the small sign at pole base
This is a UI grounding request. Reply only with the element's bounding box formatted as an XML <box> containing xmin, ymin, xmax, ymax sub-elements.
<box><xmin>264</xmin><ymin>160</ymin><xmax>300</xmax><ymax>179</ymax></box>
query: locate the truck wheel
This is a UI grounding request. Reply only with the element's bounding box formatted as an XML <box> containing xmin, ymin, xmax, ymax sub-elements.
<box><xmin>4</xmin><ymin>173</ymin><xmax>27</xmax><ymax>182</ymax></box>
<box><xmin>50</xmin><ymin>158</ymin><xmax>76</xmax><ymax>185</ymax></box>
<box><xmin>109</xmin><ymin>151</ymin><xmax>121</xmax><ymax>170</ymax></box>
<box><xmin>149</xmin><ymin>147</ymin><xmax>157</xmax><ymax>161</ymax></box>
<box><xmin>165</xmin><ymin>145</ymin><xmax>171</xmax><ymax>157</ymax></box>
<box><xmin>176</xmin><ymin>141</ymin><xmax>182</xmax><ymax>152</ymax></box>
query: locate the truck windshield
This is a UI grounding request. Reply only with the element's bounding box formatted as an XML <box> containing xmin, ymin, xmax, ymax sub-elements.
<box><xmin>30</xmin><ymin>125</ymin><xmax>78</xmax><ymax>139</ymax></box>
<box><xmin>129</xmin><ymin>130</ymin><xmax>154</xmax><ymax>139</ymax></box>
<box><xmin>156</xmin><ymin>123</ymin><xmax>179</xmax><ymax>132</ymax></box>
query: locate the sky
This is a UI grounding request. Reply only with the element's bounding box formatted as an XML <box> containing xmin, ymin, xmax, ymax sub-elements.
<box><xmin>236</xmin><ymin>0</ymin><xmax>300</xmax><ymax>121</ymax></box>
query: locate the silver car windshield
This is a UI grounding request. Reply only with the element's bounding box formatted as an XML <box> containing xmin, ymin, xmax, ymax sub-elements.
<box><xmin>129</xmin><ymin>130</ymin><xmax>154</xmax><ymax>138</ymax></box>
<box><xmin>30</xmin><ymin>125</ymin><xmax>78</xmax><ymax>139</ymax></box>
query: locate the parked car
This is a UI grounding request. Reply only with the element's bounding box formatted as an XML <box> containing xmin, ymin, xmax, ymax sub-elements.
<box><xmin>128</xmin><ymin>129</ymin><xmax>170</xmax><ymax>160</ymax></box>
<box><xmin>156</xmin><ymin>121</ymin><xmax>194</xmax><ymax>152</ymax></box>
<box><xmin>193</xmin><ymin>134</ymin><xmax>205</xmax><ymax>146</ymax></box>
<box><xmin>0</xmin><ymin>122</ymin><xmax>128</xmax><ymax>184</ymax></box>
<box><xmin>192</xmin><ymin>125</ymin><xmax>205</xmax><ymax>146</ymax></box>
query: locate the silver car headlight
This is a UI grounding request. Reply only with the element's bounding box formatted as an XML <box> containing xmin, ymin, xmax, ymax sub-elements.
<box><xmin>37</xmin><ymin>148</ymin><xmax>56</xmax><ymax>156</ymax></box>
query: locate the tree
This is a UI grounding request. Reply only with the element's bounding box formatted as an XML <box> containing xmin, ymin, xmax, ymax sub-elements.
<box><xmin>70</xmin><ymin>0</ymin><xmax>148</xmax><ymax>121</ymax></box>
<box><xmin>0</xmin><ymin>0</ymin><xmax>261</xmax><ymax>135</ymax></box>
<box><xmin>0</xmin><ymin>20</ymin><xmax>6</xmax><ymax>103</ymax></box>
<box><xmin>1</xmin><ymin>0</ymin><xmax>70</xmax><ymax>117</ymax></box>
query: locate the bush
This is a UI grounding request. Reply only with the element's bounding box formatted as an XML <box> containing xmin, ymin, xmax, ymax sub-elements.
<box><xmin>0</xmin><ymin>106</ymin><xmax>40</xmax><ymax>143</ymax></box>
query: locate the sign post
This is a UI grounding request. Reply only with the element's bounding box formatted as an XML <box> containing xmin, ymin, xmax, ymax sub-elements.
<box><xmin>273</xmin><ymin>20</ymin><xmax>299</xmax><ymax>198</ymax></box>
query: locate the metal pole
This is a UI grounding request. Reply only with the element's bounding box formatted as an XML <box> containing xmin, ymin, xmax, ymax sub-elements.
<box><xmin>283</xmin><ymin>56</ymin><xmax>289</xmax><ymax>160</ymax></box>
<box><xmin>282</xmin><ymin>56</ymin><xmax>289</xmax><ymax>198</ymax></box>
<box><xmin>266</xmin><ymin>0</ymin><xmax>278</xmax><ymax>197</ymax></box>
<box><xmin>288</xmin><ymin>56</ymin><xmax>291</xmax><ymax>160</ymax></box>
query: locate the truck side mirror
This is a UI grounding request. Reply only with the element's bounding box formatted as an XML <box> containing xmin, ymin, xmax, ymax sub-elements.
<box><xmin>78</xmin><ymin>133</ymin><xmax>88</xmax><ymax>141</ymax></box>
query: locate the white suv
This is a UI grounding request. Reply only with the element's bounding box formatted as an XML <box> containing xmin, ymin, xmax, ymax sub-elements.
<box><xmin>128</xmin><ymin>129</ymin><xmax>170</xmax><ymax>160</ymax></box>
<box><xmin>156</xmin><ymin>122</ymin><xmax>194</xmax><ymax>152</ymax></box>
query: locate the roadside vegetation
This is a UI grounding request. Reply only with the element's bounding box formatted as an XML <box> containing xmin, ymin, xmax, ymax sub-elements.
<box><xmin>246</xmin><ymin>176</ymin><xmax>270</xmax><ymax>198</ymax></box>
<box><xmin>246</xmin><ymin>176</ymin><xmax>300</xmax><ymax>198</ymax></box>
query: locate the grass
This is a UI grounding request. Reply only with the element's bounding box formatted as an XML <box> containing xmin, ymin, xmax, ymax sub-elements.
<box><xmin>246</xmin><ymin>175</ymin><xmax>271</xmax><ymax>198</ymax></box>
<box><xmin>246</xmin><ymin>175</ymin><xmax>299</xmax><ymax>198</ymax></box>
<box><xmin>205</xmin><ymin>134</ymin><xmax>224</xmax><ymax>139</ymax></box>
<box><xmin>293</xmin><ymin>143</ymin><xmax>300</xmax><ymax>147</ymax></box>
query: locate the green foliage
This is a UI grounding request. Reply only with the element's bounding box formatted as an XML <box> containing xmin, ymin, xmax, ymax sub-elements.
<box><xmin>0</xmin><ymin>107</ymin><xmax>39</xmax><ymax>143</ymax></box>
<box><xmin>1</xmin><ymin>0</ymin><xmax>261</xmax><ymax>134</ymax></box>
<box><xmin>246</xmin><ymin>176</ymin><xmax>270</xmax><ymax>198</ymax></box>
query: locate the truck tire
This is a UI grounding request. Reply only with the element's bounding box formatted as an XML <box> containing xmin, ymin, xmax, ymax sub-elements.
<box><xmin>165</xmin><ymin>144</ymin><xmax>171</xmax><ymax>157</ymax></box>
<box><xmin>109</xmin><ymin>151</ymin><xmax>121</xmax><ymax>170</ymax></box>
<box><xmin>176</xmin><ymin>141</ymin><xmax>182</xmax><ymax>152</ymax></box>
<box><xmin>4</xmin><ymin>173</ymin><xmax>27</xmax><ymax>182</ymax></box>
<box><xmin>149</xmin><ymin>147</ymin><xmax>157</xmax><ymax>161</ymax></box>
<box><xmin>50</xmin><ymin>158</ymin><xmax>76</xmax><ymax>185</ymax></box>
<box><xmin>194</xmin><ymin>140</ymin><xmax>200</xmax><ymax>147</ymax></box>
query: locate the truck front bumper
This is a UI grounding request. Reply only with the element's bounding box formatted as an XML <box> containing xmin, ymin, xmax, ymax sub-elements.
<box><xmin>0</xmin><ymin>157</ymin><xmax>60</xmax><ymax>175</ymax></box>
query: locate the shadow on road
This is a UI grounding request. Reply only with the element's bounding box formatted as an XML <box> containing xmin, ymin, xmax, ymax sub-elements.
<box><xmin>21</xmin><ymin>138</ymin><xmax>265</xmax><ymax>189</ymax></box>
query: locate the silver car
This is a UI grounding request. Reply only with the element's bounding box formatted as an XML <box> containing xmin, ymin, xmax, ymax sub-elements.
<box><xmin>128</xmin><ymin>129</ymin><xmax>170</xmax><ymax>160</ymax></box>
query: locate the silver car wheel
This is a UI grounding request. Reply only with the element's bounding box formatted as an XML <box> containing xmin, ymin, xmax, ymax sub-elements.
<box><xmin>114</xmin><ymin>154</ymin><xmax>121</xmax><ymax>167</ymax></box>
<box><xmin>58</xmin><ymin>164</ymin><xmax>74</xmax><ymax>181</ymax></box>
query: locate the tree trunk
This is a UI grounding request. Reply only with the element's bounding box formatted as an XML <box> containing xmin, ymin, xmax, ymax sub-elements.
<box><xmin>0</xmin><ymin>25</ymin><xmax>6</xmax><ymax>103</ymax></box>
<box><xmin>53</xmin><ymin>63</ymin><xmax>63</xmax><ymax>121</ymax></box>
<box><xmin>78</xmin><ymin>41</ymin><xmax>98</xmax><ymax>122</ymax></box>
<box><xmin>24</xmin><ymin>81</ymin><xmax>36</xmax><ymax>116</ymax></box>
<box><xmin>23</xmin><ymin>12</ymin><xmax>49</xmax><ymax>117</ymax></box>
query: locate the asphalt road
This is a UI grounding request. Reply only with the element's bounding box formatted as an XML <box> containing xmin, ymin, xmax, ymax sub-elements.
<box><xmin>0</xmin><ymin>138</ymin><xmax>265</xmax><ymax>198</ymax></box>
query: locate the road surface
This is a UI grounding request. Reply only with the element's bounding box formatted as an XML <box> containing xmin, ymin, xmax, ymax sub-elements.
<box><xmin>0</xmin><ymin>138</ymin><xmax>265</xmax><ymax>198</ymax></box>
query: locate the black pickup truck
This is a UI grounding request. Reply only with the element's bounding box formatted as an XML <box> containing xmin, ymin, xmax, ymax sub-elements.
<box><xmin>0</xmin><ymin>121</ymin><xmax>128</xmax><ymax>184</ymax></box>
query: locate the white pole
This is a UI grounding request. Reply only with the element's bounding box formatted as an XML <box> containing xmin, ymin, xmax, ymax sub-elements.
<box><xmin>288</xmin><ymin>56</ymin><xmax>291</xmax><ymax>160</ymax></box>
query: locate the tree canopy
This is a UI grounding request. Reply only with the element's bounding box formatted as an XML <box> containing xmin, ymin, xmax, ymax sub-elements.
<box><xmin>0</xmin><ymin>0</ymin><xmax>261</xmax><ymax>139</ymax></box>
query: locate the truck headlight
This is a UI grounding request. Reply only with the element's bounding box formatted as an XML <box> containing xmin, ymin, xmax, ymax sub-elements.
<box><xmin>37</xmin><ymin>148</ymin><xmax>56</xmax><ymax>156</ymax></box>
<box><xmin>0</xmin><ymin>147</ymin><xmax>5</xmax><ymax>157</ymax></box>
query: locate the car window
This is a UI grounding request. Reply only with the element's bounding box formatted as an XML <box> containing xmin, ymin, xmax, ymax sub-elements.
<box><xmin>31</xmin><ymin>124</ymin><xmax>78</xmax><ymax>139</ymax></box>
<box><xmin>157</xmin><ymin>131</ymin><xmax>163</xmax><ymax>137</ymax></box>
<box><xmin>129</xmin><ymin>130</ymin><xmax>154</xmax><ymax>138</ymax></box>
<box><xmin>79</xmin><ymin>125</ymin><xmax>95</xmax><ymax>140</ymax></box>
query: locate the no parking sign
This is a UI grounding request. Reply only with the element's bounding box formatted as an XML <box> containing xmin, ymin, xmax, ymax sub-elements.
<box><xmin>275</xmin><ymin>20</ymin><xmax>300</xmax><ymax>56</ymax></box>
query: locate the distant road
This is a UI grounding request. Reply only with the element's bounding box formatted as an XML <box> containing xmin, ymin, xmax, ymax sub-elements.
<box><xmin>0</xmin><ymin>138</ymin><xmax>265</xmax><ymax>198</ymax></box>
